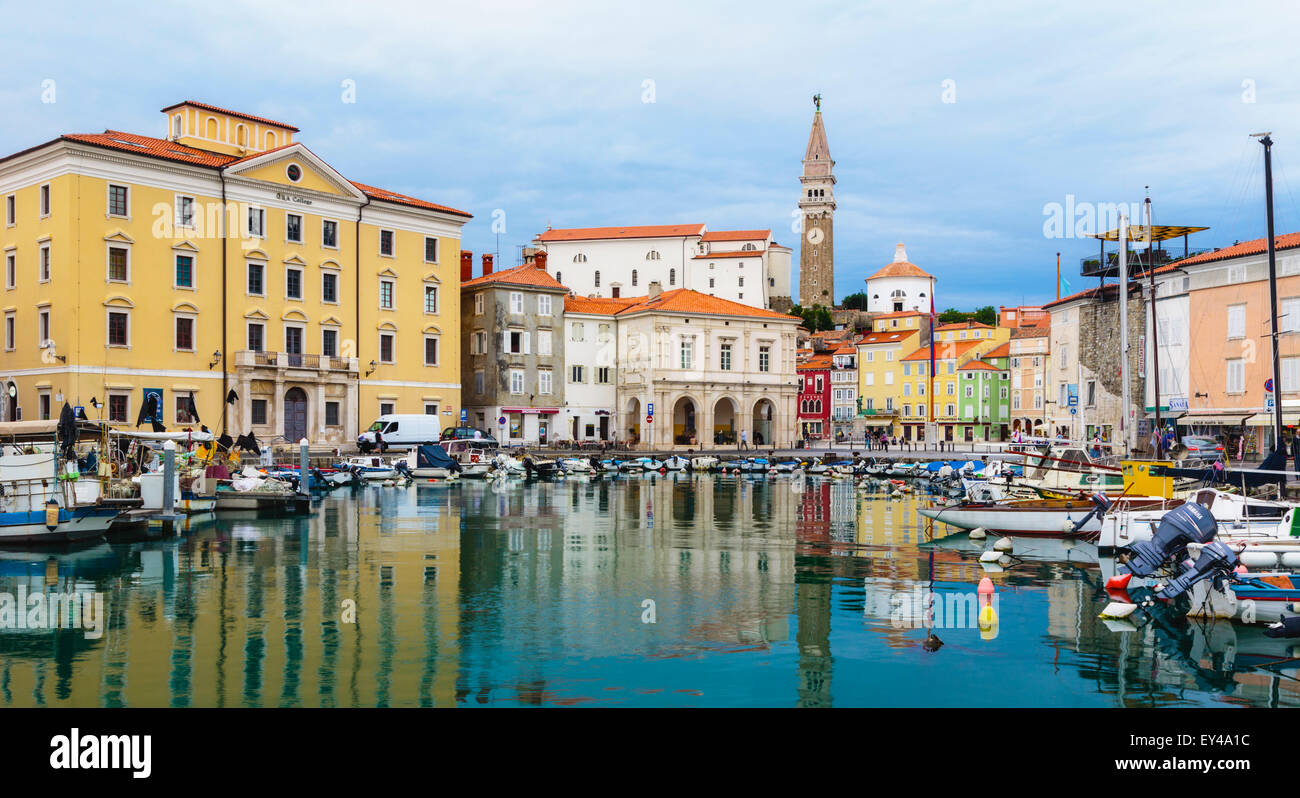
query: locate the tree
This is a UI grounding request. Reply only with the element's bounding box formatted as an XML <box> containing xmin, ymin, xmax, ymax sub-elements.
<box><xmin>794</xmin><ymin>304</ymin><xmax>834</xmax><ymax>332</ymax></box>
<box><xmin>841</xmin><ymin>291</ymin><xmax>869</xmax><ymax>310</ymax></box>
<box><xmin>973</xmin><ymin>305</ymin><xmax>997</xmax><ymax>326</ymax></box>
<box><xmin>938</xmin><ymin>308</ymin><xmax>967</xmax><ymax>323</ymax></box>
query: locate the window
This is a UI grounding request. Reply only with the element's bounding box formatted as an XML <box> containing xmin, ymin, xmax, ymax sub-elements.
<box><xmin>539</xmin><ymin>370</ymin><xmax>553</xmax><ymax>395</ymax></box>
<box><xmin>5</xmin><ymin>252</ymin><xmax>13</xmax><ymax>289</ymax></box>
<box><xmin>107</xmin><ymin>184</ymin><xmax>128</xmax><ymax>217</ymax></box>
<box><xmin>1285</xmin><ymin>357</ymin><xmax>1300</xmax><ymax>392</ymax></box>
<box><xmin>248</xmin><ymin>207</ymin><xmax>265</xmax><ymax>238</ymax></box>
<box><xmin>474</xmin><ymin>294</ymin><xmax>484</xmax><ymax>315</ymax></box>
<box><xmin>108</xmin><ymin>394</ymin><xmax>128</xmax><ymax>423</ymax></box>
<box><xmin>107</xmin><ymin>310</ymin><xmax>129</xmax><ymax>347</ymax></box>
<box><xmin>108</xmin><ymin>246</ymin><xmax>129</xmax><ymax>282</ymax></box>
<box><xmin>594</xmin><ymin>271</ymin><xmax>600</xmax><ymax>288</ymax></box>
<box><xmin>325</xmin><ymin>401</ymin><xmax>340</xmax><ymax>426</ymax></box>
<box><xmin>1227</xmin><ymin>304</ymin><xmax>1246</xmax><ymax>339</ymax></box>
<box><xmin>175</xmin><ymin>254</ymin><xmax>193</xmax><ymax>288</ymax></box>
<box><xmin>286</xmin><ymin>213</ymin><xmax>302</xmax><ymax>243</ymax></box>
<box><xmin>759</xmin><ymin>345</ymin><xmax>771</xmax><ymax>372</ymax></box>
<box><xmin>680</xmin><ymin>339</ymin><xmax>694</xmax><ymax>369</ymax></box>
<box><xmin>379</xmin><ymin>402</ymin><xmax>394</xmax><ymax>417</ymax></box>
<box><xmin>1086</xmin><ymin>380</ymin><xmax>1097</xmax><ymax>406</ymax></box>
<box><xmin>39</xmin><ymin>244</ymin><xmax>50</xmax><ymax>282</ymax></box>
<box><xmin>669</xmin><ymin>268</ymin><xmax>676</xmax><ymax>286</ymax></box>
<box><xmin>632</xmin><ymin>269</ymin><xmax>638</xmax><ymax>286</ymax></box>
<box><xmin>39</xmin><ymin>184</ymin><xmax>50</xmax><ymax>217</ymax></box>
<box><xmin>322</xmin><ymin>219</ymin><xmax>338</xmax><ymax>248</ymax></box>
<box><xmin>379</xmin><ymin>230</ymin><xmax>394</xmax><ymax>256</ymax></box>
<box><xmin>175</xmin><ymin>316</ymin><xmax>194</xmax><ymax>351</ymax></box>
<box><xmin>709</xmin><ymin>277</ymin><xmax>715</xmax><ymax>289</ymax></box>
<box><xmin>175</xmin><ymin>395</ymin><xmax>196</xmax><ymax>424</ymax></box>
<box><xmin>570</xmin><ymin>323</ymin><xmax>584</xmax><ymax>342</ymax></box>
<box><xmin>424</xmin><ymin>403</ymin><xmax>439</xmax><ymax>416</ymax></box>
<box><xmin>739</xmin><ymin>276</ymin><xmax>744</xmax><ymax>287</ymax></box>
<box><xmin>379</xmin><ymin>279</ymin><xmax>394</xmax><ymax>309</ymax></box>
<box><xmin>424</xmin><ymin>285</ymin><xmax>438</xmax><ymax>314</ymax></box>
<box><xmin>510</xmin><ymin>370</ymin><xmax>524</xmax><ymax>394</ymax></box>
<box><xmin>379</xmin><ymin>333</ymin><xmax>395</xmax><ymax>363</ymax></box>
<box><xmin>322</xmin><ymin>272</ymin><xmax>338</xmax><ymax>303</ymax></box>
<box><xmin>247</xmin><ymin>322</ymin><xmax>264</xmax><ymax>352</ymax></box>
<box><xmin>720</xmin><ymin>342</ymin><xmax>732</xmax><ymax>370</ymax></box>
<box><xmin>251</xmin><ymin>399</ymin><xmax>267</xmax><ymax>425</ymax></box>
<box><xmin>504</xmin><ymin>330</ymin><xmax>528</xmax><ymax>354</ymax></box>
<box><xmin>965</xmin><ymin>384</ymin><xmax>974</xmax><ymax>398</ymax></box>
<box><xmin>285</xmin><ymin>326</ymin><xmax>303</xmax><ymax>356</ymax></box>
<box><xmin>538</xmin><ymin>294</ymin><xmax>552</xmax><ymax>316</ymax></box>
<box><xmin>1226</xmin><ymin>358</ymin><xmax>1245</xmax><ymax>393</ymax></box>
<box><xmin>424</xmin><ymin>237</ymin><xmax>438</xmax><ymax>263</ymax></box>
<box><xmin>322</xmin><ymin>328</ymin><xmax>338</xmax><ymax>357</ymax></box>
<box><xmin>509</xmin><ymin>292</ymin><xmax>523</xmax><ymax>314</ymax></box>
<box><xmin>247</xmin><ymin>262</ymin><xmax>264</xmax><ymax>295</ymax></box>
<box><xmin>538</xmin><ymin>330</ymin><xmax>552</xmax><ymax>355</ymax></box>
<box><xmin>3</xmin><ymin>312</ymin><xmax>12</xmax><ymax>350</ymax></box>
<box><xmin>39</xmin><ymin>309</ymin><xmax>49</xmax><ymax>346</ymax></box>
<box><xmin>424</xmin><ymin>336</ymin><xmax>439</xmax><ymax>366</ymax></box>
<box><xmin>570</xmin><ymin>365</ymin><xmax>585</xmax><ymax>383</ymax></box>
<box><xmin>474</xmin><ymin>370</ymin><xmax>485</xmax><ymax>394</ymax></box>
<box><xmin>1228</xmin><ymin>264</ymin><xmax>1246</xmax><ymax>284</ymax></box>
<box><xmin>286</xmin><ymin>267</ymin><xmax>302</xmax><ymax>299</ymax></box>
<box><xmin>5</xmin><ymin>194</ymin><xmax>13</xmax><ymax>225</ymax></box>
<box><xmin>471</xmin><ymin>331</ymin><xmax>485</xmax><ymax>354</ymax></box>
<box><xmin>597</xmin><ymin>367</ymin><xmax>611</xmax><ymax>384</ymax></box>
<box><xmin>176</xmin><ymin>195</ymin><xmax>194</xmax><ymax>228</ymax></box>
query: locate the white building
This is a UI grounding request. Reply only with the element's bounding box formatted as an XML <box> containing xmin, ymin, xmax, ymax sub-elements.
<box><xmin>830</xmin><ymin>342</ymin><xmax>858</xmax><ymax>439</ymax></box>
<box><xmin>865</xmin><ymin>243</ymin><xmax>934</xmax><ymax>314</ymax></box>
<box><xmin>532</xmin><ymin>224</ymin><xmax>792</xmax><ymax>311</ymax></box>
<box><xmin>560</xmin><ymin>296</ymin><xmax>624</xmax><ymax>442</ymax></box>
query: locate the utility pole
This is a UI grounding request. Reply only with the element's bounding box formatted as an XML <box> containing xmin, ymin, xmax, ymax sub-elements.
<box><xmin>1258</xmin><ymin>133</ymin><xmax>1285</xmax><ymax>452</ymax></box>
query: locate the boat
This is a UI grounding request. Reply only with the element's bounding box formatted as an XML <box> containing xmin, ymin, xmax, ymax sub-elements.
<box><xmin>443</xmin><ymin>439</ymin><xmax>497</xmax><ymax>477</ymax></box>
<box><xmin>662</xmin><ymin>455</ymin><xmax>690</xmax><ymax>471</ymax></box>
<box><xmin>690</xmin><ymin>455</ymin><xmax>718</xmax><ymax>471</ymax></box>
<box><xmin>1099</xmin><ymin>488</ymin><xmax>1296</xmax><ymax>552</ymax></box>
<box><xmin>337</xmin><ymin>455</ymin><xmax>397</xmax><ymax>481</ymax></box>
<box><xmin>558</xmin><ymin>457</ymin><xmax>599</xmax><ymax>476</ymax></box>
<box><xmin>919</xmin><ymin>494</ymin><xmax>1169</xmax><ymax>537</ymax></box>
<box><xmin>404</xmin><ymin>444</ymin><xmax>461</xmax><ymax>479</ymax></box>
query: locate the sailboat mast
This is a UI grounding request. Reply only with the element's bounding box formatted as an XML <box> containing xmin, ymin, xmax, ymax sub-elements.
<box><xmin>1146</xmin><ymin>192</ymin><xmax>1162</xmax><ymax>456</ymax></box>
<box><xmin>1260</xmin><ymin>134</ymin><xmax>1284</xmax><ymax>450</ymax></box>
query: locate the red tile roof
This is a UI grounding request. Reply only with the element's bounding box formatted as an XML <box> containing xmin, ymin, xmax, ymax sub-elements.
<box><xmin>161</xmin><ymin>100</ymin><xmax>300</xmax><ymax>132</ymax></box>
<box><xmin>535</xmin><ymin>224</ymin><xmax>705</xmax><ymax>242</ymax></box>
<box><xmin>1171</xmin><ymin>233</ymin><xmax>1300</xmax><ymax>268</ymax></box>
<box><xmin>462</xmin><ymin>262</ymin><xmax>568</xmax><ymax>290</ymax></box>
<box><xmin>982</xmin><ymin>342</ymin><xmax>1011</xmax><ymax>359</ymax></box>
<box><xmin>858</xmin><ymin>330</ymin><xmax>915</xmax><ymax>345</ymax></box>
<box><xmin>349</xmin><ymin>181</ymin><xmax>470</xmax><ymax>217</ymax></box>
<box><xmin>691</xmin><ymin>250</ymin><xmax>764</xmax><ymax>259</ymax></box>
<box><xmin>564</xmin><ymin>296</ymin><xmax>639</xmax><ymax>315</ymax></box>
<box><xmin>901</xmin><ymin>339</ymin><xmax>983</xmax><ymax>361</ymax></box>
<box><xmin>871</xmin><ymin>310</ymin><xmax>925</xmax><ymax>320</ymax></box>
<box><xmin>869</xmin><ymin>261</ymin><xmax>933</xmax><ymax>279</ymax></box>
<box><xmin>958</xmin><ymin>360</ymin><xmax>1000</xmax><ymax>371</ymax></box>
<box><xmin>797</xmin><ymin>355</ymin><xmax>832</xmax><ymax>370</ymax></box>
<box><xmin>617</xmin><ymin>289</ymin><xmax>801</xmax><ymax>320</ymax></box>
<box><xmin>700</xmin><ymin>229</ymin><xmax>770</xmax><ymax>242</ymax></box>
<box><xmin>935</xmin><ymin>321</ymin><xmax>992</xmax><ymax>330</ymax></box>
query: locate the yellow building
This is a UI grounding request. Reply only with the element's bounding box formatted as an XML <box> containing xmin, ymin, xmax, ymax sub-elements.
<box><xmin>855</xmin><ymin>311</ymin><xmax>926</xmax><ymax>437</ymax></box>
<box><xmin>0</xmin><ymin>100</ymin><xmax>470</xmax><ymax>444</ymax></box>
<box><xmin>899</xmin><ymin>321</ymin><xmax>1009</xmax><ymax>442</ymax></box>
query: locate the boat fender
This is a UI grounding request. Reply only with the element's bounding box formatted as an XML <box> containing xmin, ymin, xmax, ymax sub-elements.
<box><xmin>1105</xmin><ymin>573</ymin><xmax>1133</xmax><ymax>590</ymax></box>
<box><xmin>1099</xmin><ymin>601</ymin><xmax>1138</xmax><ymax>620</ymax></box>
<box><xmin>993</xmin><ymin>537</ymin><xmax>1013</xmax><ymax>553</ymax></box>
<box><xmin>44</xmin><ymin>499</ymin><xmax>59</xmax><ymax>529</ymax></box>
<box><xmin>1061</xmin><ymin>519</ymin><xmax>1077</xmax><ymax>533</ymax></box>
<box><xmin>978</xmin><ymin>550</ymin><xmax>1001</xmax><ymax>563</ymax></box>
<box><xmin>968</xmin><ymin>527</ymin><xmax>987</xmax><ymax>540</ymax></box>
<box><xmin>977</xmin><ymin>577</ymin><xmax>994</xmax><ymax>596</ymax></box>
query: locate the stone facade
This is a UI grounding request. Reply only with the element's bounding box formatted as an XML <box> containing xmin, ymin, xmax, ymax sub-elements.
<box><xmin>798</xmin><ymin>102</ymin><xmax>835</xmax><ymax>307</ymax></box>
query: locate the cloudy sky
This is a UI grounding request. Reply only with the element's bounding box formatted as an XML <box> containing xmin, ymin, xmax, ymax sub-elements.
<box><xmin>4</xmin><ymin>0</ymin><xmax>1300</xmax><ymax>308</ymax></box>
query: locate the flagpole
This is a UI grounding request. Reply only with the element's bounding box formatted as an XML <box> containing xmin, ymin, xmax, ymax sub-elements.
<box><xmin>929</xmin><ymin>282</ymin><xmax>936</xmax><ymax>450</ymax></box>
<box><xmin>1056</xmin><ymin>252</ymin><xmax>1060</xmax><ymax>301</ymax></box>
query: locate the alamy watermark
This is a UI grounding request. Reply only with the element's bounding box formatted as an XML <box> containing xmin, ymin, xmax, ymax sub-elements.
<box><xmin>0</xmin><ymin>587</ymin><xmax>104</xmax><ymax>639</ymax></box>
<box><xmin>888</xmin><ymin>586</ymin><xmax>998</xmax><ymax>633</ymax></box>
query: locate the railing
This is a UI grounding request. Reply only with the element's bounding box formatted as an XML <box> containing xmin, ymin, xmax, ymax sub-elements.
<box><xmin>235</xmin><ymin>351</ymin><xmax>359</xmax><ymax>372</ymax></box>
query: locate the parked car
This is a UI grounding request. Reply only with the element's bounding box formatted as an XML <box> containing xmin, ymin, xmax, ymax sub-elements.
<box><xmin>358</xmin><ymin>414</ymin><xmax>444</xmax><ymax>452</ymax></box>
<box><xmin>1180</xmin><ymin>435</ymin><xmax>1224</xmax><ymax>464</ymax></box>
<box><xmin>440</xmin><ymin>426</ymin><xmax>498</xmax><ymax>444</ymax></box>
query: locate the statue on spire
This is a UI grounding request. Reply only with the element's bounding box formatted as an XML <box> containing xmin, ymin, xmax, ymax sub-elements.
<box><xmin>813</xmin><ymin>93</ymin><xmax>821</xmax><ymax>111</ymax></box>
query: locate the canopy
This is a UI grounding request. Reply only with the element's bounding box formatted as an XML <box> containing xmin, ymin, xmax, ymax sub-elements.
<box><xmin>1177</xmin><ymin>414</ymin><xmax>1253</xmax><ymax>426</ymax></box>
<box><xmin>110</xmin><ymin>429</ymin><xmax>214</xmax><ymax>442</ymax></box>
<box><xmin>416</xmin><ymin>444</ymin><xmax>460</xmax><ymax>472</ymax></box>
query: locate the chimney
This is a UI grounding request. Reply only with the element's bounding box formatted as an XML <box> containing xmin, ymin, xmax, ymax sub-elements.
<box><xmin>648</xmin><ymin>280</ymin><xmax>662</xmax><ymax>299</ymax></box>
<box><xmin>482</xmin><ymin>253</ymin><xmax>494</xmax><ymax>276</ymax></box>
<box><xmin>534</xmin><ymin>250</ymin><xmax>548</xmax><ymax>271</ymax></box>
<box><xmin>460</xmin><ymin>250</ymin><xmax>473</xmax><ymax>282</ymax></box>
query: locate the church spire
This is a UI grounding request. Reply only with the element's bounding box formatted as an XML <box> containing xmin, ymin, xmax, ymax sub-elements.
<box><xmin>804</xmin><ymin>96</ymin><xmax>832</xmax><ymax>165</ymax></box>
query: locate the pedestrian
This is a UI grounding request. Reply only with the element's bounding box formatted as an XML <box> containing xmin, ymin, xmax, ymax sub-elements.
<box><xmin>740</xmin><ymin>429</ymin><xmax>748</xmax><ymax>451</ymax></box>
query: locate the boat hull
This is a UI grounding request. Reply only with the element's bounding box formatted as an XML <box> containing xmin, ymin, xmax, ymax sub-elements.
<box><xmin>0</xmin><ymin>506</ymin><xmax>119</xmax><ymax>545</ymax></box>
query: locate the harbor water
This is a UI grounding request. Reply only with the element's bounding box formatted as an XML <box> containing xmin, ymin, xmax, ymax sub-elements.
<box><xmin>0</xmin><ymin>475</ymin><xmax>1293</xmax><ymax>707</ymax></box>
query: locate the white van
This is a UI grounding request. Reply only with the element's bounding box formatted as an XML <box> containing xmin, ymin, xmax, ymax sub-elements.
<box><xmin>357</xmin><ymin>414</ymin><xmax>443</xmax><ymax>452</ymax></box>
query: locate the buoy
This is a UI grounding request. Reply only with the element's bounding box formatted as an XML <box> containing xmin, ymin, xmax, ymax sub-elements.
<box><xmin>1061</xmin><ymin>519</ymin><xmax>1077</xmax><ymax>533</ymax></box>
<box><xmin>978</xmin><ymin>550</ymin><xmax>1001</xmax><ymax>563</ymax></box>
<box><xmin>44</xmin><ymin>499</ymin><xmax>59</xmax><ymax>530</ymax></box>
<box><xmin>969</xmin><ymin>527</ymin><xmax>986</xmax><ymax>540</ymax></box>
<box><xmin>1100</xmin><ymin>601</ymin><xmax>1138</xmax><ymax>620</ymax></box>
<box><xmin>977</xmin><ymin>576</ymin><xmax>994</xmax><ymax>596</ymax></box>
<box><xmin>1234</xmin><ymin>564</ymin><xmax>1248</xmax><ymax>575</ymax></box>
<box><xmin>1105</xmin><ymin>573</ymin><xmax>1133</xmax><ymax>590</ymax></box>
<box><xmin>993</xmin><ymin>537</ymin><xmax>1013</xmax><ymax>553</ymax></box>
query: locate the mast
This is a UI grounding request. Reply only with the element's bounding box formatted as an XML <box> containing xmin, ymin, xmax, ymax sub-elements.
<box><xmin>1119</xmin><ymin>212</ymin><xmax>1131</xmax><ymax>456</ymax></box>
<box><xmin>1259</xmin><ymin>133</ymin><xmax>1284</xmax><ymax>450</ymax></box>
<box><xmin>1146</xmin><ymin>191</ymin><xmax>1162</xmax><ymax>457</ymax></box>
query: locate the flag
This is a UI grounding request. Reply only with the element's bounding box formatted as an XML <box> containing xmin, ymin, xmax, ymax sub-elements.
<box><xmin>1060</xmin><ymin>274</ymin><xmax>1072</xmax><ymax>296</ymax></box>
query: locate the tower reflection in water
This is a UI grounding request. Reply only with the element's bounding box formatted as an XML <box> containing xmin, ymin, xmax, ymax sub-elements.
<box><xmin>0</xmin><ymin>475</ymin><xmax>1296</xmax><ymax>707</ymax></box>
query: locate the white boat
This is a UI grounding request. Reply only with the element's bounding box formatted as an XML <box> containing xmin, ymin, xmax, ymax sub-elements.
<box><xmin>443</xmin><ymin>439</ymin><xmax>497</xmax><ymax>478</ymax></box>
<box><xmin>0</xmin><ymin>451</ymin><xmax>120</xmax><ymax>544</ymax></box>
<box><xmin>662</xmin><ymin>456</ymin><xmax>690</xmax><ymax>471</ymax></box>
<box><xmin>338</xmin><ymin>455</ymin><xmax>397</xmax><ymax>480</ymax></box>
<box><xmin>919</xmin><ymin>494</ymin><xmax>1172</xmax><ymax>537</ymax></box>
<box><xmin>630</xmin><ymin>457</ymin><xmax>663</xmax><ymax>472</ymax></box>
<box><xmin>559</xmin><ymin>457</ymin><xmax>597</xmax><ymax>475</ymax></box>
<box><xmin>1100</xmin><ymin>489</ymin><xmax>1298</xmax><ymax>552</ymax></box>
<box><xmin>690</xmin><ymin>455</ymin><xmax>718</xmax><ymax>471</ymax></box>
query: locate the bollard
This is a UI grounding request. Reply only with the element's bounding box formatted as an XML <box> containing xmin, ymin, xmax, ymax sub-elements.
<box><xmin>162</xmin><ymin>440</ymin><xmax>176</xmax><ymax>513</ymax></box>
<box><xmin>299</xmin><ymin>438</ymin><xmax>310</xmax><ymax>495</ymax></box>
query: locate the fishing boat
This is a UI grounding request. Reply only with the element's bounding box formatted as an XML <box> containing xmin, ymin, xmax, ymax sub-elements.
<box><xmin>0</xmin><ymin>420</ymin><xmax>123</xmax><ymax>545</ymax></box>
<box><xmin>443</xmin><ymin>439</ymin><xmax>497</xmax><ymax>477</ymax></box>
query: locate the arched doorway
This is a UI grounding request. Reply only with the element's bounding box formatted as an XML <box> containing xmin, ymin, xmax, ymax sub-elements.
<box><xmin>4</xmin><ymin>382</ymin><xmax>15</xmax><ymax>421</ymax></box>
<box><xmin>672</xmin><ymin>397</ymin><xmax>697</xmax><ymax>445</ymax></box>
<box><xmin>752</xmin><ymin>399</ymin><xmax>776</xmax><ymax>448</ymax></box>
<box><xmin>284</xmin><ymin>387</ymin><xmax>308</xmax><ymax>443</ymax></box>
<box><xmin>625</xmin><ymin>397</ymin><xmax>641</xmax><ymax>446</ymax></box>
<box><xmin>713</xmin><ymin>398</ymin><xmax>736</xmax><ymax>445</ymax></box>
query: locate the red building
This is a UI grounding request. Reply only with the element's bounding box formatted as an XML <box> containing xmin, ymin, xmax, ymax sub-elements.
<box><xmin>797</xmin><ymin>354</ymin><xmax>832</xmax><ymax>440</ymax></box>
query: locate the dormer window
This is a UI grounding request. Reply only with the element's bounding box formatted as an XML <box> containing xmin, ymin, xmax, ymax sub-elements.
<box><xmin>573</xmin><ymin>253</ymin><xmax>587</xmax><ymax>263</ymax></box>
<box><xmin>646</xmin><ymin>250</ymin><xmax>661</xmax><ymax>260</ymax></box>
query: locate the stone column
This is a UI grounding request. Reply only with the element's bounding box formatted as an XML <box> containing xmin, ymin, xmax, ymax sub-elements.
<box><xmin>274</xmin><ymin>374</ymin><xmax>285</xmax><ymax>441</ymax></box>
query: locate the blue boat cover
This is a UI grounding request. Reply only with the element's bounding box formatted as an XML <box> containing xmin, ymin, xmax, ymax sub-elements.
<box><xmin>417</xmin><ymin>444</ymin><xmax>459</xmax><ymax>471</ymax></box>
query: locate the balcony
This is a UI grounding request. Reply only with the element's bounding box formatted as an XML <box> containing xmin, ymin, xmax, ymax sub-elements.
<box><xmin>235</xmin><ymin>350</ymin><xmax>359</xmax><ymax>373</ymax></box>
<box><xmin>1079</xmin><ymin>247</ymin><xmax>1211</xmax><ymax>279</ymax></box>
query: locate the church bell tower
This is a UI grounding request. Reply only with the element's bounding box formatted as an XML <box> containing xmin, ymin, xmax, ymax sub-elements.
<box><xmin>798</xmin><ymin>94</ymin><xmax>835</xmax><ymax>308</ymax></box>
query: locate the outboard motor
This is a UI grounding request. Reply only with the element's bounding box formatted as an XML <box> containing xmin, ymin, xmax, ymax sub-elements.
<box><xmin>1156</xmin><ymin>540</ymin><xmax>1238</xmax><ymax>599</ymax></box>
<box><xmin>394</xmin><ymin>460</ymin><xmax>411</xmax><ymax>477</ymax></box>
<box><xmin>1126</xmin><ymin>502</ymin><xmax>1217</xmax><ymax>577</ymax></box>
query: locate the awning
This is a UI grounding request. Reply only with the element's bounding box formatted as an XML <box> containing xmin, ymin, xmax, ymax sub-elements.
<box><xmin>1178</xmin><ymin>414</ymin><xmax>1253</xmax><ymax>426</ymax></box>
<box><xmin>860</xmin><ymin>418</ymin><xmax>894</xmax><ymax>426</ymax></box>
<box><xmin>501</xmin><ymin>407</ymin><xmax>560</xmax><ymax>414</ymax></box>
<box><xmin>1144</xmin><ymin>411</ymin><xmax>1184</xmax><ymax>421</ymax></box>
